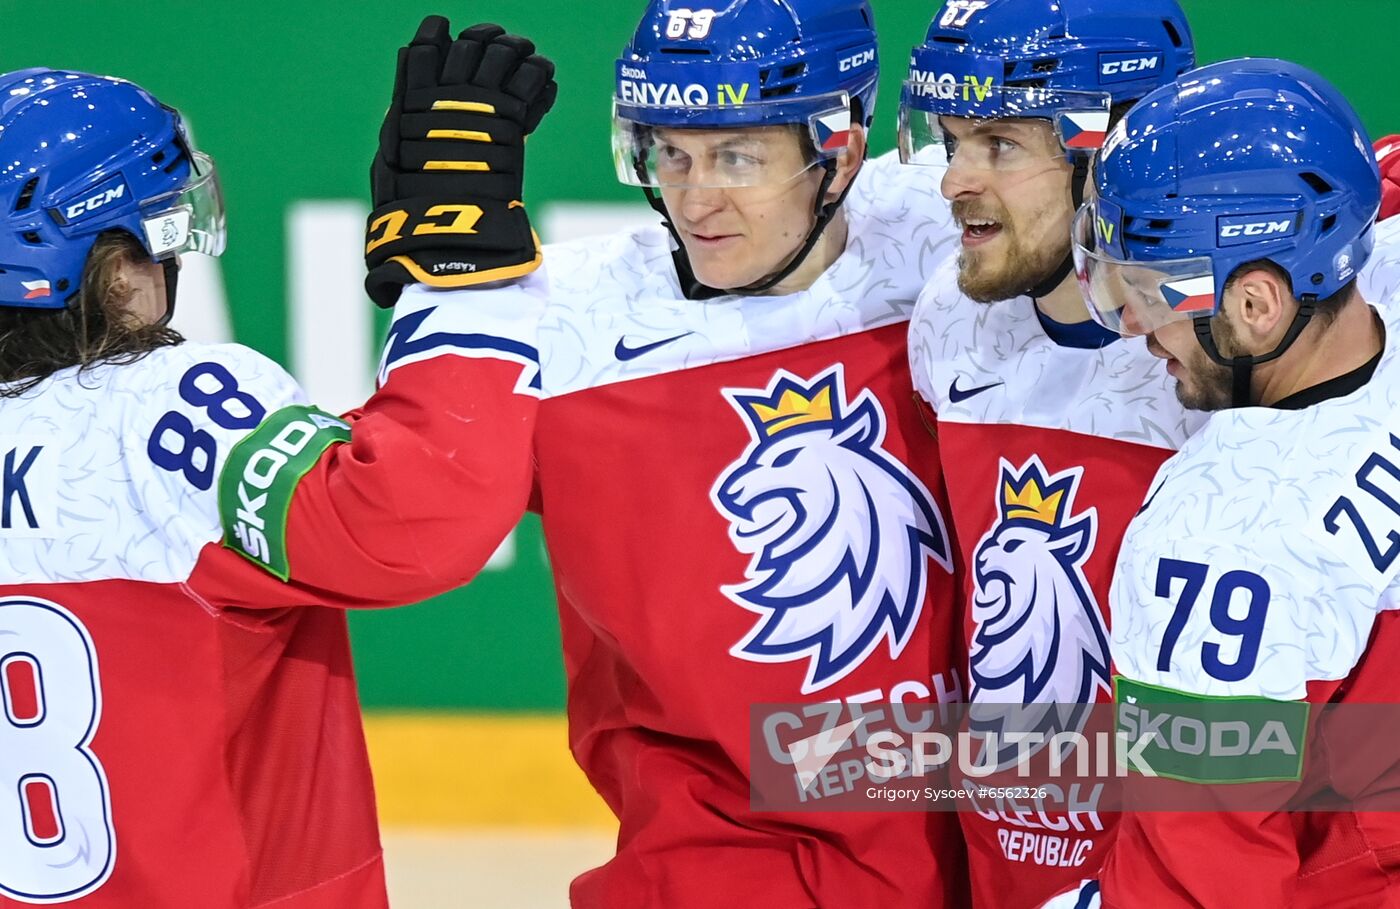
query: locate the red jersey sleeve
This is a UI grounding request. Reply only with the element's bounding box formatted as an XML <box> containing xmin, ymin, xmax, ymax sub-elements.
<box><xmin>188</xmin><ymin>284</ymin><xmax>541</xmax><ymax>609</ymax></box>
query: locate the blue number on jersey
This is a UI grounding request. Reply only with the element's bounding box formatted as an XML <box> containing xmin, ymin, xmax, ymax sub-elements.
<box><xmin>147</xmin><ymin>362</ymin><xmax>267</xmax><ymax>490</ymax></box>
<box><xmin>1155</xmin><ymin>558</ymin><xmax>1271</xmax><ymax>682</ymax></box>
<box><xmin>1323</xmin><ymin>434</ymin><xmax>1400</xmax><ymax>573</ymax></box>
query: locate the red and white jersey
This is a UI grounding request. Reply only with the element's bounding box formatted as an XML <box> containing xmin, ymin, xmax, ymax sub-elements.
<box><xmin>1098</xmin><ymin>297</ymin><xmax>1400</xmax><ymax>908</ymax></box>
<box><xmin>0</xmin><ymin>285</ymin><xmax>541</xmax><ymax>909</ymax></box>
<box><xmin>448</xmin><ymin>151</ymin><xmax>969</xmax><ymax>907</ymax></box>
<box><xmin>911</xmin><ymin>216</ymin><xmax>1400</xmax><ymax>909</ymax></box>
<box><xmin>909</xmin><ymin>253</ymin><xmax>1202</xmax><ymax>908</ymax></box>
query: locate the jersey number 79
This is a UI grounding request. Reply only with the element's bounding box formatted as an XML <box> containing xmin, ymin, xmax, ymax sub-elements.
<box><xmin>1154</xmin><ymin>559</ymin><xmax>1271</xmax><ymax>683</ymax></box>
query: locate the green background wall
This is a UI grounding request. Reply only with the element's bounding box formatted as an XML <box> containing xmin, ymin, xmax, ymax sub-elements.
<box><xmin>11</xmin><ymin>2</ymin><xmax>1399</xmax><ymax>709</ymax></box>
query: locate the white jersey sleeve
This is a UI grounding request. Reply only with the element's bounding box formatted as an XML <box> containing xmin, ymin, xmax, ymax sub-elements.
<box><xmin>1113</xmin><ymin>300</ymin><xmax>1400</xmax><ymax>699</ymax></box>
<box><xmin>0</xmin><ymin>342</ymin><xmax>309</xmax><ymax>586</ymax></box>
<box><xmin>1110</xmin><ymin>528</ymin><xmax>1377</xmax><ymax>701</ymax></box>
<box><xmin>1098</xmin><ymin>300</ymin><xmax>1400</xmax><ymax>909</ymax></box>
<box><xmin>1358</xmin><ymin>214</ymin><xmax>1400</xmax><ymax>303</ymax></box>
<box><xmin>139</xmin><ymin>343</ymin><xmax>309</xmax><ymax>501</ymax></box>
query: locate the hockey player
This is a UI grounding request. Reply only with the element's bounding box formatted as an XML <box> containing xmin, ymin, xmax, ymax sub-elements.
<box><xmin>898</xmin><ymin>2</ymin><xmax>1201</xmax><ymax>905</ymax></box>
<box><xmin>1049</xmin><ymin>57</ymin><xmax>1400</xmax><ymax>908</ymax></box>
<box><xmin>362</xmin><ymin>7</ymin><xmax>969</xmax><ymax>907</ymax></box>
<box><xmin>0</xmin><ymin>36</ymin><xmax>554</xmax><ymax>909</ymax></box>
<box><xmin>900</xmin><ymin>2</ymin><xmax>1400</xmax><ymax>906</ymax></box>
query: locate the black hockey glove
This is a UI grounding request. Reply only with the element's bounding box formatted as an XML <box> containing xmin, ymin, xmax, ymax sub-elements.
<box><xmin>365</xmin><ymin>15</ymin><xmax>558</xmax><ymax>307</ymax></box>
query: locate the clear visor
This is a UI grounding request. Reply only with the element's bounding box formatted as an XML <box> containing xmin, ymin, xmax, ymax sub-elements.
<box><xmin>612</xmin><ymin>92</ymin><xmax>851</xmax><ymax>189</ymax></box>
<box><xmin>899</xmin><ymin>85</ymin><xmax>1112</xmax><ymax>171</ymax></box>
<box><xmin>138</xmin><ymin>150</ymin><xmax>226</xmax><ymax>260</ymax></box>
<box><xmin>1071</xmin><ymin>204</ymin><xmax>1218</xmax><ymax>337</ymax></box>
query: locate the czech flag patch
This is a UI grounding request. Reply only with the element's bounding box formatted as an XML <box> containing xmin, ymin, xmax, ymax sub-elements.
<box><xmin>813</xmin><ymin>109</ymin><xmax>852</xmax><ymax>153</ymax></box>
<box><xmin>20</xmin><ymin>280</ymin><xmax>51</xmax><ymax>300</ymax></box>
<box><xmin>1161</xmin><ymin>275</ymin><xmax>1216</xmax><ymax>314</ymax></box>
<box><xmin>1059</xmin><ymin>110</ymin><xmax>1111</xmax><ymax>150</ymax></box>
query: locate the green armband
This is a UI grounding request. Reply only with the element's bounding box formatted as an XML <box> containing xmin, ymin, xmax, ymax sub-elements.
<box><xmin>219</xmin><ymin>405</ymin><xmax>351</xmax><ymax>580</ymax></box>
<box><xmin>1115</xmin><ymin>676</ymin><xmax>1309</xmax><ymax>784</ymax></box>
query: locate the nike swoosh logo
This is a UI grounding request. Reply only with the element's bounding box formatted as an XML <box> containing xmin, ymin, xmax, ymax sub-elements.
<box><xmin>948</xmin><ymin>377</ymin><xmax>1005</xmax><ymax>404</ymax></box>
<box><xmin>614</xmin><ymin>332</ymin><xmax>693</xmax><ymax>362</ymax></box>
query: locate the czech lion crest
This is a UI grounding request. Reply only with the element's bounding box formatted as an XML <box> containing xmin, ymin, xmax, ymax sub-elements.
<box><xmin>711</xmin><ymin>365</ymin><xmax>951</xmax><ymax>694</ymax></box>
<box><xmin>968</xmin><ymin>456</ymin><xmax>1112</xmax><ymax>766</ymax></box>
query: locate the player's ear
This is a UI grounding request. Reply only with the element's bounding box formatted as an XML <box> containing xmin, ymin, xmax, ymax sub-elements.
<box><xmin>110</xmin><ymin>255</ymin><xmax>168</xmax><ymax>328</ymax></box>
<box><xmin>826</xmin><ymin>122</ymin><xmax>867</xmax><ymax>201</ymax></box>
<box><xmin>1230</xmin><ymin>265</ymin><xmax>1291</xmax><ymax>347</ymax></box>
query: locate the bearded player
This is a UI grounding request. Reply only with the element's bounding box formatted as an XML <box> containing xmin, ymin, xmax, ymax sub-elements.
<box><xmin>899</xmin><ymin>1</ymin><xmax>1400</xmax><ymax>907</ymax></box>
<box><xmin>1050</xmin><ymin>57</ymin><xmax>1400</xmax><ymax>908</ymax></box>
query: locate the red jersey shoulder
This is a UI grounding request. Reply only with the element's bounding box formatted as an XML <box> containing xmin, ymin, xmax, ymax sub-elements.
<box><xmin>537</xmin><ymin>322</ymin><xmax>958</xmax><ymax>699</ymax></box>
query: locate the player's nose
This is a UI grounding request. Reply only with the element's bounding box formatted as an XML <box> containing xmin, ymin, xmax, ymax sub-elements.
<box><xmin>941</xmin><ymin>159</ymin><xmax>986</xmax><ymax>202</ymax></box>
<box><xmin>680</xmin><ymin>185</ymin><xmax>728</xmax><ymax>222</ymax></box>
<box><xmin>1119</xmin><ymin>301</ymin><xmax>1149</xmax><ymax>337</ymax></box>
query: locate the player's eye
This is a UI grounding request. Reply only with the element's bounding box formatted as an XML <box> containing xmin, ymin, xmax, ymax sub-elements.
<box><xmin>989</xmin><ymin>136</ymin><xmax>1021</xmax><ymax>157</ymax></box>
<box><xmin>657</xmin><ymin>144</ymin><xmax>691</xmax><ymax>168</ymax></box>
<box><xmin>1132</xmin><ymin>281</ymin><xmax>1163</xmax><ymax>309</ymax></box>
<box><xmin>717</xmin><ymin>149</ymin><xmax>762</xmax><ymax>171</ymax></box>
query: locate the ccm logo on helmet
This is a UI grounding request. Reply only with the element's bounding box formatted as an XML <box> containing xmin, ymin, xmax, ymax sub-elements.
<box><xmin>1102</xmin><ymin>57</ymin><xmax>1158</xmax><ymax>75</ymax></box>
<box><xmin>1217</xmin><ymin>212</ymin><xmax>1299</xmax><ymax>246</ymax></box>
<box><xmin>1099</xmin><ymin>53</ymin><xmax>1163</xmax><ymax>84</ymax></box>
<box><xmin>1221</xmin><ymin>221</ymin><xmax>1291</xmax><ymax>237</ymax></box>
<box><xmin>61</xmin><ymin>181</ymin><xmax>128</xmax><ymax>221</ymax></box>
<box><xmin>839</xmin><ymin>49</ymin><xmax>876</xmax><ymax>73</ymax></box>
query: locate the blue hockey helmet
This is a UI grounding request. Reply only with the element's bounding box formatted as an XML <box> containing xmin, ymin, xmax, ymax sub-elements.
<box><xmin>900</xmin><ymin>0</ymin><xmax>1195</xmax><ymax>168</ymax></box>
<box><xmin>613</xmin><ymin>0</ymin><xmax>878</xmax><ymax>190</ymax></box>
<box><xmin>0</xmin><ymin>69</ymin><xmax>225</xmax><ymax>310</ymax></box>
<box><xmin>1074</xmin><ymin>58</ymin><xmax>1380</xmax><ymax>398</ymax></box>
<box><xmin>612</xmin><ymin>0</ymin><xmax>880</xmax><ymax>297</ymax></box>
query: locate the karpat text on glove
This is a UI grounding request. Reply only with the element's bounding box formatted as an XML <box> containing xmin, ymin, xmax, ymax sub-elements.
<box><xmin>365</xmin><ymin>15</ymin><xmax>558</xmax><ymax>307</ymax></box>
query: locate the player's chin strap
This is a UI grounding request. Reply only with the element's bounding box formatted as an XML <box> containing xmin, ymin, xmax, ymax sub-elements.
<box><xmin>156</xmin><ymin>258</ymin><xmax>179</xmax><ymax>327</ymax></box>
<box><xmin>1192</xmin><ymin>297</ymin><xmax>1317</xmax><ymax>407</ymax></box>
<box><xmin>641</xmin><ymin>160</ymin><xmax>848</xmax><ymax>301</ymax></box>
<box><xmin>1025</xmin><ymin>154</ymin><xmax>1090</xmax><ymax>301</ymax></box>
